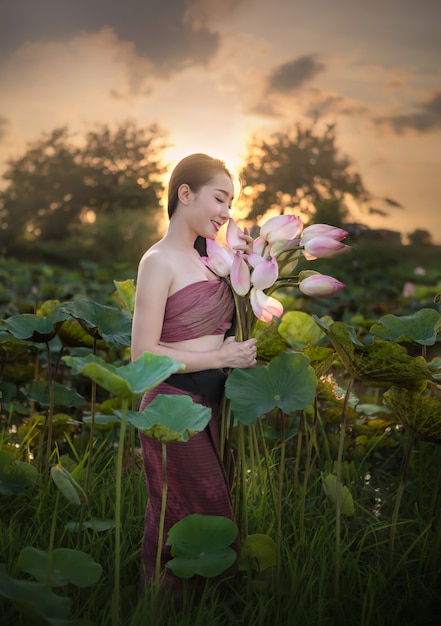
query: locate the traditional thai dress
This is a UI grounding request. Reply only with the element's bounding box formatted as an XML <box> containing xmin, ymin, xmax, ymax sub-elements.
<box><xmin>138</xmin><ymin>277</ymin><xmax>237</xmax><ymax>587</ymax></box>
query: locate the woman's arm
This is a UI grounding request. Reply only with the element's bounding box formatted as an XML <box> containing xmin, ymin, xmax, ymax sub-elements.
<box><xmin>131</xmin><ymin>250</ymin><xmax>256</xmax><ymax>372</ymax></box>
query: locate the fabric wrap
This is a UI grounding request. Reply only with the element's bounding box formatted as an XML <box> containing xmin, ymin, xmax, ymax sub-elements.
<box><xmin>160</xmin><ymin>279</ymin><xmax>235</xmax><ymax>342</ymax></box>
<box><xmin>139</xmin><ymin>274</ymin><xmax>238</xmax><ymax>588</ymax></box>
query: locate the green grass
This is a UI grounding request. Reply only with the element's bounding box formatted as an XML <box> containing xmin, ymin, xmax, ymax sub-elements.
<box><xmin>1</xmin><ymin>425</ymin><xmax>440</xmax><ymax>626</ymax></box>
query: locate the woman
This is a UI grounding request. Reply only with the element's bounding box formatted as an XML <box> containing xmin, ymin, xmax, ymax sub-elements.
<box><xmin>131</xmin><ymin>153</ymin><xmax>257</xmax><ymax>589</ymax></box>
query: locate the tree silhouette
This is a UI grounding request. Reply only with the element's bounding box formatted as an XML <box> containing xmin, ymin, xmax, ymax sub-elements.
<box><xmin>0</xmin><ymin>121</ymin><xmax>169</xmax><ymax>264</ymax></box>
<box><xmin>407</xmin><ymin>229</ymin><xmax>433</xmax><ymax>247</ymax></box>
<box><xmin>238</xmin><ymin>123</ymin><xmax>369</xmax><ymax>222</ymax></box>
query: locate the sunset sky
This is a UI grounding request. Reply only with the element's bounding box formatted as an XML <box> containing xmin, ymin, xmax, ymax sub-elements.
<box><xmin>1</xmin><ymin>0</ymin><xmax>440</xmax><ymax>241</ymax></box>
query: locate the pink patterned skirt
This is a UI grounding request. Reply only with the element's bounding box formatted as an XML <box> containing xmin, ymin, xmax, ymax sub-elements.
<box><xmin>138</xmin><ymin>373</ymin><xmax>238</xmax><ymax>588</ymax></box>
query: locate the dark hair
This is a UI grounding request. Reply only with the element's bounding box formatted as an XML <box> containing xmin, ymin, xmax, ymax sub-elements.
<box><xmin>167</xmin><ymin>153</ymin><xmax>232</xmax><ymax>219</ymax></box>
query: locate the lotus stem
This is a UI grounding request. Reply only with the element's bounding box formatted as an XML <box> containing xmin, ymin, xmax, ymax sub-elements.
<box><xmin>334</xmin><ymin>376</ymin><xmax>353</xmax><ymax>607</ymax></box>
<box><xmin>277</xmin><ymin>409</ymin><xmax>286</xmax><ymax>569</ymax></box>
<box><xmin>112</xmin><ymin>397</ymin><xmax>128</xmax><ymax>626</ymax></box>
<box><xmin>389</xmin><ymin>434</ymin><xmax>415</xmax><ymax>570</ymax></box>
<box><xmin>155</xmin><ymin>441</ymin><xmax>168</xmax><ymax>583</ymax></box>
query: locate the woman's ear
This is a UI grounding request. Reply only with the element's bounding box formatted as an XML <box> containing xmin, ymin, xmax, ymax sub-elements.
<box><xmin>177</xmin><ymin>183</ymin><xmax>192</xmax><ymax>205</ymax></box>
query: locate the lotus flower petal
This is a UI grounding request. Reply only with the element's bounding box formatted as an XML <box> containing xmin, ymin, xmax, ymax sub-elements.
<box><xmin>226</xmin><ymin>218</ymin><xmax>246</xmax><ymax>248</ymax></box>
<box><xmin>230</xmin><ymin>252</ymin><xmax>251</xmax><ymax>296</ymax></box>
<box><xmin>251</xmin><ymin>256</ymin><xmax>279</xmax><ymax>290</ymax></box>
<box><xmin>204</xmin><ymin>238</ymin><xmax>234</xmax><ymax>276</ymax></box>
<box><xmin>252</xmin><ymin>236</ymin><xmax>266</xmax><ymax>256</ymax></box>
<box><xmin>250</xmin><ymin>287</ymin><xmax>284</xmax><ymax>322</ymax></box>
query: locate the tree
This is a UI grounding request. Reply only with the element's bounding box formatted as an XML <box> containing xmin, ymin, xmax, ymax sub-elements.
<box><xmin>0</xmin><ymin>121</ymin><xmax>169</xmax><ymax>265</ymax></box>
<box><xmin>237</xmin><ymin>123</ymin><xmax>369</xmax><ymax>222</ymax></box>
<box><xmin>407</xmin><ymin>229</ymin><xmax>433</xmax><ymax>247</ymax></box>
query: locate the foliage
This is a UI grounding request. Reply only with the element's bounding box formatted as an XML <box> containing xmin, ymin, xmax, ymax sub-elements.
<box><xmin>238</xmin><ymin>123</ymin><xmax>368</xmax><ymax>221</ymax></box>
<box><xmin>0</xmin><ymin>121</ymin><xmax>169</xmax><ymax>266</ymax></box>
<box><xmin>1</xmin><ymin>258</ymin><xmax>441</xmax><ymax>625</ymax></box>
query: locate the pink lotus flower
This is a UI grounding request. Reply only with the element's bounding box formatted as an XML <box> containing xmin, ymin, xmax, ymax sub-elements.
<box><xmin>301</xmin><ymin>224</ymin><xmax>348</xmax><ymax>242</ymax></box>
<box><xmin>250</xmin><ymin>287</ymin><xmax>284</xmax><ymax>322</ymax></box>
<box><xmin>298</xmin><ymin>272</ymin><xmax>346</xmax><ymax>297</ymax></box>
<box><xmin>303</xmin><ymin>236</ymin><xmax>352</xmax><ymax>260</ymax></box>
<box><xmin>226</xmin><ymin>218</ymin><xmax>246</xmax><ymax>249</ymax></box>
<box><xmin>203</xmin><ymin>238</ymin><xmax>234</xmax><ymax>276</ymax></box>
<box><xmin>260</xmin><ymin>214</ymin><xmax>303</xmax><ymax>243</ymax></box>
<box><xmin>251</xmin><ymin>256</ymin><xmax>279</xmax><ymax>290</ymax></box>
<box><xmin>230</xmin><ymin>251</ymin><xmax>251</xmax><ymax>296</ymax></box>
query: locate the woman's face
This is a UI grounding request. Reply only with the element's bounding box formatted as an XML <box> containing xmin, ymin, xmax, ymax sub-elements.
<box><xmin>188</xmin><ymin>172</ymin><xmax>234</xmax><ymax>239</ymax></box>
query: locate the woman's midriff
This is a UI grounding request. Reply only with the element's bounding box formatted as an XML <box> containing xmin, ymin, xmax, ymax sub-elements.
<box><xmin>159</xmin><ymin>334</ymin><xmax>225</xmax><ymax>352</ymax></box>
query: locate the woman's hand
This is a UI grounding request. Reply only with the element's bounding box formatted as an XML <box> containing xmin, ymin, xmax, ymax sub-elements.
<box><xmin>219</xmin><ymin>336</ymin><xmax>257</xmax><ymax>369</ymax></box>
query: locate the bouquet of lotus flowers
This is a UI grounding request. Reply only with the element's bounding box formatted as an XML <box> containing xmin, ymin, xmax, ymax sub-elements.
<box><xmin>201</xmin><ymin>214</ymin><xmax>351</xmax><ymax>340</ymax></box>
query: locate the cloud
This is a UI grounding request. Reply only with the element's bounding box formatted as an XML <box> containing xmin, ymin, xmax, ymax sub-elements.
<box><xmin>374</xmin><ymin>91</ymin><xmax>441</xmax><ymax>135</ymax></box>
<box><xmin>304</xmin><ymin>90</ymin><xmax>368</xmax><ymax>119</ymax></box>
<box><xmin>266</xmin><ymin>54</ymin><xmax>326</xmax><ymax>93</ymax></box>
<box><xmin>0</xmin><ymin>0</ymin><xmax>241</xmax><ymax>76</ymax></box>
<box><xmin>0</xmin><ymin>116</ymin><xmax>11</xmax><ymax>141</ymax></box>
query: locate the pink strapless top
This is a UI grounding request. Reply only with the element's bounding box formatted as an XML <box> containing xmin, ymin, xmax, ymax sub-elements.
<box><xmin>160</xmin><ymin>279</ymin><xmax>235</xmax><ymax>342</ymax></box>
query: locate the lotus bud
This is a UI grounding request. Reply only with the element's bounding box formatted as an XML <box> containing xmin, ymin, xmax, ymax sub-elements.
<box><xmin>301</xmin><ymin>224</ymin><xmax>348</xmax><ymax>242</ymax></box>
<box><xmin>303</xmin><ymin>236</ymin><xmax>352</xmax><ymax>260</ymax></box>
<box><xmin>260</xmin><ymin>214</ymin><xmax>303</xmax><ymax>243</ymax></box>
<box><xmin>298</xmin><ymin>272</ymin><xmax>346</xmax><ymax>297</ymax></box>
<box><xmin>250</xmin><ymin>287</ymin><xmax>284</xmax><ymax>322</ymax></box>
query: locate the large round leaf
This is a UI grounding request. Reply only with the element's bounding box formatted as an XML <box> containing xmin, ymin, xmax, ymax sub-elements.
<box><xmin>166</xmin><ymin>514</ymin><xmax>238</xmax><ymax>579</ymax></box>
<box><xmin>61</xmin><ymin>299</ymin><xmax>132</xmax><ymax>347</ymax></box>
<box><xmin>383</xmin><ymin>386</ymin><xmax>441</xmax><ymax>443</ymax></box>
<box><xmin>0</xmin><ymin>450</ymin><xmax>38</xmax><ymax>494</ymax></box>
<box><xmin>314</xmin><ymin>318</ymin><xmax>432</xmax><ymax>389</ymax></box>
<box><xmin>225</xmin><ymin>352</ymin><xmax>317</xmax><ymax>424</ymax></box>
<box><xmin>63</xmin><ymin>352</ymin><xmax>183</xmax><ymax>399</ymax></box>
<box><xmin>18</xmin><ymin>547</ymin><xmax>102</xmax><ymax>587</ymax></box>
<box><xmin>21</xmin><ymin>381</ymin><xmax>86</xmax><ymax>408</ymax></box>
<box><xmin>119</xmin><ymin>394</ymin><xmax>211</xmax><ymax>441</ymax></box>
<box><xmin>0</xmin><ymin>567</ymin><xmax>72</xmax><ymax>622</ymax></box>
<box><xmin>1</xmin><ymin>305</ymin><xmax>70</xmax><ymax>343</ymax></box>
<box><xmin>370</xmin><ymin>308</ymin><xmax>441</xmax><ymax>346</ymax></box>
<box><xmin>238</xmin><ymin>533</ymin><xmax>277</xmax><ymax>572</ymax></box>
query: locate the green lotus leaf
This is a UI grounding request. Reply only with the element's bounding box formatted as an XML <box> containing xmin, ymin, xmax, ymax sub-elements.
<box><xmin>313</xmin><ymin>318</ymin><xmax>432</xmax><ymax>389</ymax></box>
<box><xmin>19</xmin><ymin>547</ymin><xmax>102</xmax><ymax>587</ymax></box>
<box><xmin>118</xmin><ymin>394</ymin><xmax>211</xmax><ymax>442</ymax></box>
<box><xmin>0</xmin><ymin>567</ymin><xmax>72</xmax><ymax>621</ymax></box>
<box><xmin>322</xmin><ymin>474</ymin><xmax>355</xmax><ymax>516</ymax></box>
<box><xmin>239</xmin><ymin>533</ymin><xmax>277</xmax><ymax>572</ymax></box>
<box><xmin>82</xmin><ymin>413</ymin><xmax>124</xmax><ymax>431</ymax></box>
<box><xmin>113</xmin><ymin>279</ymin><xmax>136</xmax><ymax>316</ymax></box>
<box><xmin>1</xmin><ymin>305</ymin><xmax>70</xmax><ymax>343</ymax></box>
<box><xmin>225</xmin><ymin>352</ymin><xmax>317</xmax><ymax>425</ymax></box>
<box><xmin>57</xmin><ymin>319</ymin><xmax>97</xmax><ymax>348</ymax></box>
<box><xmin>383</xmin><ymin>386</ymin><xmax>441</xmax><ymax>443</ymax></box>
<box><xmin>22</xmin><ymin>381</ymin><xmax>86</xmax><ymax>408</ymax></box>
<box><xmin>0</xmin><ymin>331</ymin><xmax>38</xmax><ymax>362</ymax></box>
<box><xmin>252</xmin><ymin>320</ymin><xmax>287</xmax><ymax>362</ymax></box>
<box><xmin>19</xmin><ymin>413</ymin><xmax>79</xmax><ymax>446</ymax></box>
<box><xmin>302</xmin><ymin>345</ymin><xmax>336</xmax><ymax>378</ymax></box>
<box><xmin>279</xmin><ymin>311</ymin><xmax>328</xmax><ymax>349</ymax></box>
<box><xmin>370</xmin><ymin>308</ymin><xmax>441</xmax><ymax>346</ymax></box>
<box><xmin>0</xmin><ymin>450</ymin><xmax>38</xmax><ymax>494</ymax></box>
<box><xmin>61</xmin><ymin>299</ymin><xmax>132</xmax><ymax>347</ymax></box>
<box><xmin>63</xmin><ymin>352</ymin><xmax>183</xmax><ymax>399</ymax></box>
<box><xmin>166</xmin><ymin>514</ymin><xmax>238</xmax><ymax>579</ymax></box>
